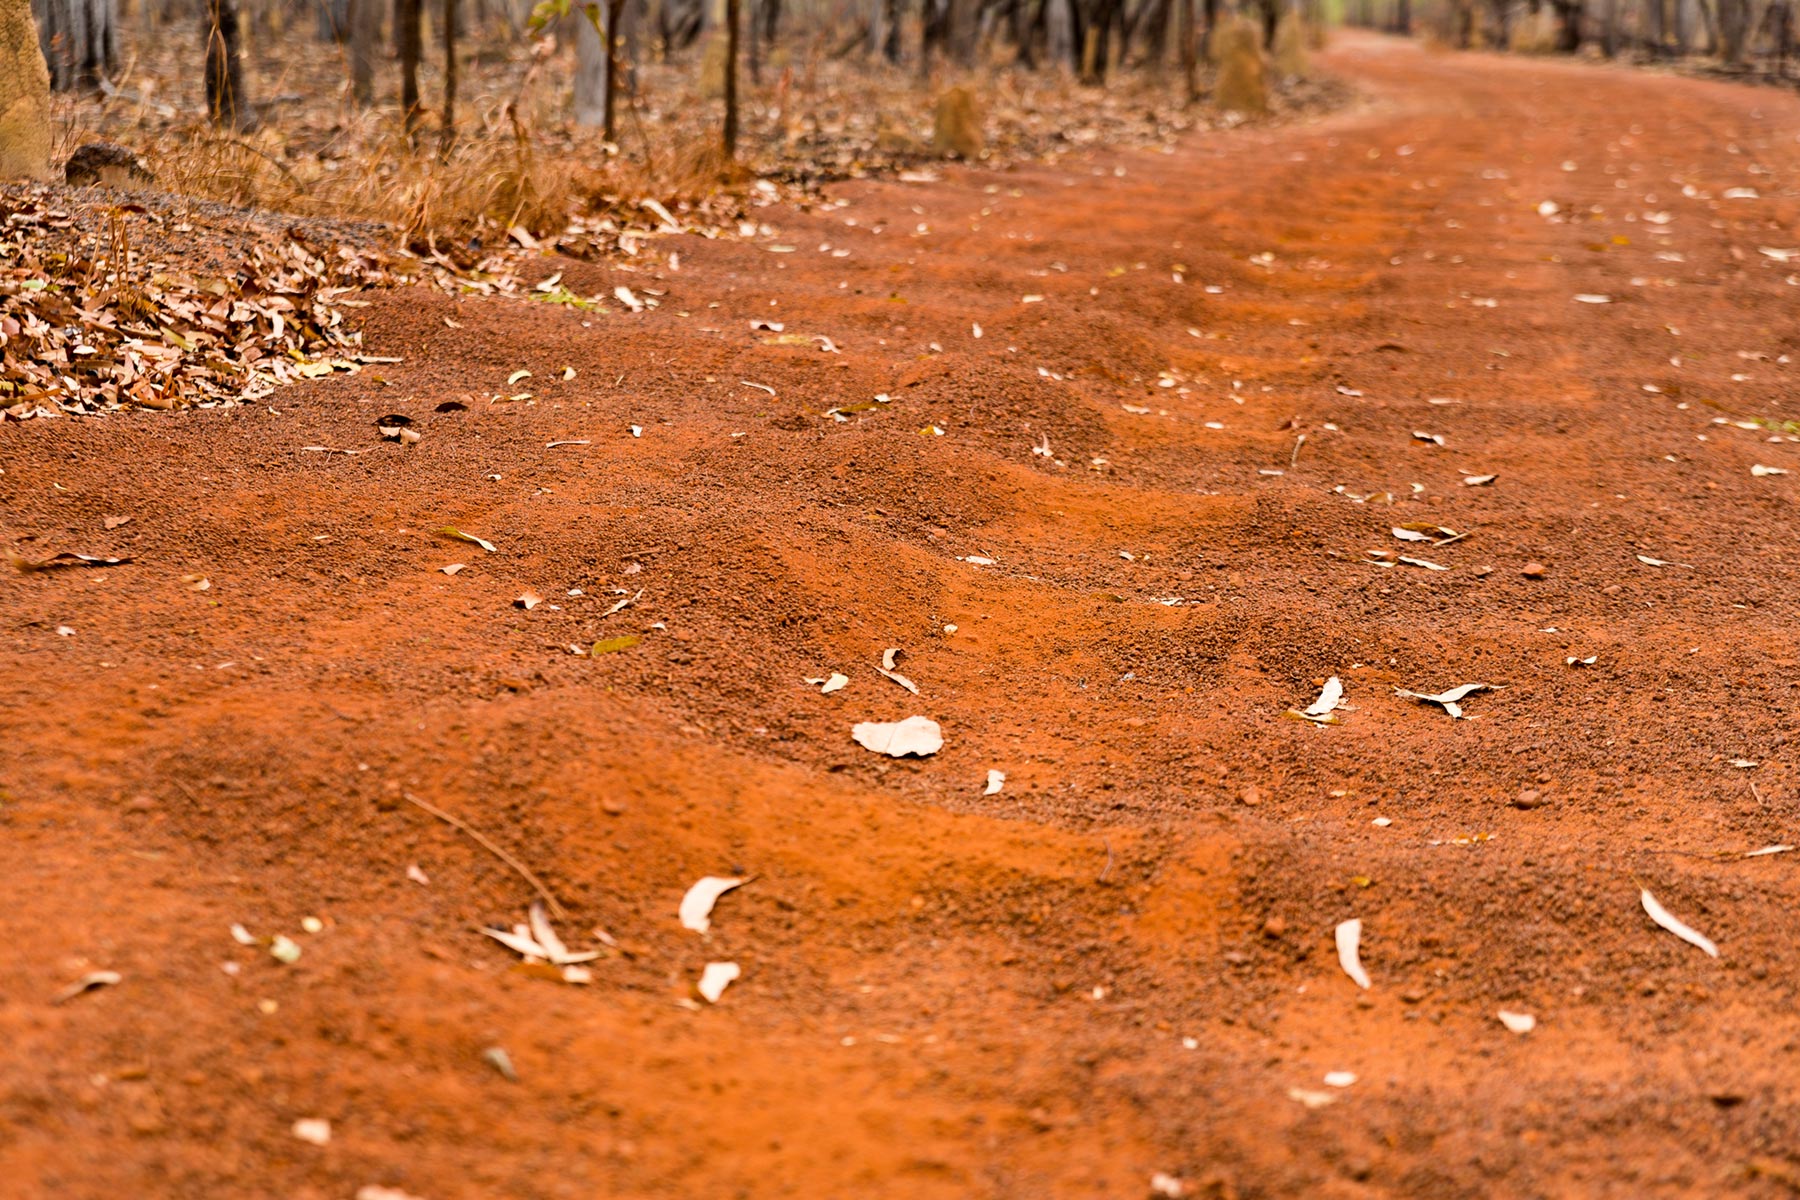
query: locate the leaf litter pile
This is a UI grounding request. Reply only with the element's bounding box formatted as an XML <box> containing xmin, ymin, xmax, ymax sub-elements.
<box><xmin>0</xmin><ymin>189</ymin><xmax>402</xmax><ymax>419</ymax></box>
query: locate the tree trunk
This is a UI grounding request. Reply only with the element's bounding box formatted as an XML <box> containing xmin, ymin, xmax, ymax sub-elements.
<box><xmin>1177</xmin><ymin>0</ymin><xmax>1195</xmax><ymax>97</ymax></box>
<box><xmin>440</xmin><ymin>0</ymin><xmax>456</xmax><ymax>148</ymax></box>
<box><xmin>2</xmin><ymin>0</ymin><xmax>54</xmax><ymax>179</ymax></box>
<box><xmin>1717</xmin><ymin>0</ymin><xmax>1749</xmax><ymax>61</ymax></box>
<box><xmin>604</xmin><ymin>0</ymin><xmax>625</xmax><ymax>140</ymax></box>
<box><xmin>316</xmin><ymin>0</ymin><xmax>348</xmax><ymax>38</ymax></box>
<box><xmin>205</xmin><ymin>0</ymin><xmax>252</xmax><ymax>128</ymax></box>
<box><xmin>722</xmin><ymin>0</ymin><xmax>738</xmax><ymax>157</ymax></box>
<box><xmin>573</xmin><ymin>2</ymin><xmax>606</xmax><ymax>124</ymax></box>
<box><xmin>397</xmin><ymin>0</ymin><xmax>420</xmax><ymax>134</ymax></box>
<box><xmin>350</xmin><ymin>0</ymin><xmax>378</xmax><ymax>105</ymax></box>
<box><xmin>33</xmin><ymin>0</ymin><xmax>118</xmax><ymax>90</ymax></box>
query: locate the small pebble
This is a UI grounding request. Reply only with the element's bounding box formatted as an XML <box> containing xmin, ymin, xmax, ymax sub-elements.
<box><xmin>1511</xmin><ymin>789</ymin><xmax>1549</xmax><ymax>810</ymax></box>
<box><xmin>1521</xmin><ymin>561</ymin><xmax>1547</xmax><ymax>579</ymax></box>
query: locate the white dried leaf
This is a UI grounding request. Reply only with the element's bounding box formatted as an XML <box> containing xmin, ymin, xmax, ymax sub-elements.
<box><xmin>1301</xmin><ymin>676</ymin><xmax>1344</xmax><ymax>719</ymax></box>
<box><xmin>481</xmin><ymin>926</ymin><xmax>549</xmax><ymax>959</ymax></box>
<box><xmin>1751</xmin><ymin>464</ymin><xmax>1789</xmax><ymax>477</ymax></box>
<box><xmin>1641</xmin><ymin>888</ymin><xmax>1718</xmax><ymax>957</ymax></box>
<box><xmin>1323</xmin><ymin>1070</ymin><xmax>1357</xmax><ymax>1088</ymax></box>
<box><xmin>292</xmin><ymin>1118</ymin><xmax>332</xmax><ymax>1146</ymax></box>
<box><xmin>405</xmin><ymin>863</ymin><xmax>430</xmax><ymax>885</ymax></box>
<box><xmin>1463</xmin><ymin>474</ymin><xmax>1497</xmax><ymax>486</ymax></box>
<box><xmin>1412</xmin><ymin>430</ymin><xmax>1446</xmax><ymax>446</ymax></box>
<box><xmin>51</xmin><ymin>970</ymin><xmax>123</xmax><ymax>1004</ymax></box>
<box><xmin>697</xmin><ymin>961</ymin><xmax>740</xmax><ymax>1003</ymax></box>
<box><xmin>984</xmin><ymin>769</ymin><xmax>1006</xmax><ymax>795</ymax></box>
<box><xmin>852</xmin><ymin>715</ymin><xmax>944</xmax><ymax>758</ymax></box>
<box><xmin>1573</xmin><ymin>294</ymin><xmax>1613</xmax><ymax>304</ymax></box>
<box><xmin>357</xmin><ymin>1187</ymin><xmax>426</xmax><ymax>1200</ymax></box>
<box><xmin>1497</xmin><ymin>1010</ymin><xmax>1537</xmax><ymax>1034</ymax></box>
<box><xmin>679</xmin><ymin>876</ymin><xmax>747</xmax><ymax>934</ymax></box>
<box><xmin>1288</xmin><ymin>1087</ymin><xmax>1336</xmax><ymax>1109</ymax></box>
<box><xmin>440</xmin><ymin>563</ymin><xmax>466</xmax><ymax>576</ymax></box>
<box><xmin>1396</xmin><ymin>683</ymin><xmax>1491</xmax><ymax>718</ymax></box>
<box><xmin>1150</xmin><ymin>1173</ymin><xmax>1185</xmax><ymax>1198</ymax></box>
<box><xmin>807</xmin><ymin>673</ymin><xmax>849</xmax><ymax>694</ymax></box>
<box><xmin>1335</xmin><ymin>918</ymin><xmax>1371</xmax><ymax>989</ymax></box>
<box><xmin>1566</xmin><ymin>655</ymin><xmax>1597</xmax><ymax>666</ymax></box>
<box><xmin>1745</xmin><ymin>844</ymin><xmax>1795</xmax><ymax>858</ymax></box>
<box><xmin>877</xmin><ymin>667</ymin><xmax>920</xmax><ymax>694</ymax></box>
<box><xmin>514</xmin><ymin>591</ymin><xmax>543</xmax><ymax>611</ymax></box>
<box><xmin>1635</xmin><ymin>554</ymin><xmax>1693</xmax><ymax>568</ymax></box>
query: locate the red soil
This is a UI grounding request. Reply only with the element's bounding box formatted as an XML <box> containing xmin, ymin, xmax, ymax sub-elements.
<box><xmin>5</xmin><ymin>34</ymin><xmax>1800</xmax><ymax>1199</ymax></box>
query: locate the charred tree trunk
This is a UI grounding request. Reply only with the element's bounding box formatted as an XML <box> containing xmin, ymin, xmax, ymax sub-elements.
<box><xmin>351</xmin><ymin>0</ymin><xmax>379</xmax><ymax>105</ymax></box>
<box><xmin>33</xmin><ymin>0</ymin><xmax>118</xmax><ymax>90</ymax></box>
<box><xmin>1178</xmin><ymin>0</ymin><xmax>1196</xmax><ymax>95</ymax></box>
<box><xmin>205</xmin><ymin>0</ymin><xmax>252</xmax><ymax>128</ymax></box>
<box><xmin>397</xmin><ymin>0</ymin><xmax>420</xmax><ymax>135</ymax></box>
<box><xmin>722</xmin><ymin>0</ymin><xmax>739</xmax><ymax>157</ymax></box>
<box><xmin>440</xmin><ymin>0</ymin><xmax>456</xmax><ymax>148</ymax></box>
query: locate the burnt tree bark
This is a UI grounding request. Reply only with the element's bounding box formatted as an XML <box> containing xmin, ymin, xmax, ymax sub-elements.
<box><xmin>205</xmin><ymin>0</ymin><xmax>252</xmax><ymax>128</ymax></box>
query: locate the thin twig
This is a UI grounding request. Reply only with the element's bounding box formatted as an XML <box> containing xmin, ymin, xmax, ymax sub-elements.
<box><xmin>1749</xmin><ymin>779</ymin><xmax>1767</xmax><ymax>809</ymax></box>
<box><xmin>1290</xmin><ymin>432</ymin><xmax>1306</xmax><ymax>467</ymax></box>
<box><xmin>402</xmin><ymin>792</ymin><xmax>566</xmax><ymax>917</ymax></box>
<box><xmin>1097</xmin><ymin>837</ymin><xmax>1115</xmax><ymax>884</ymax></box>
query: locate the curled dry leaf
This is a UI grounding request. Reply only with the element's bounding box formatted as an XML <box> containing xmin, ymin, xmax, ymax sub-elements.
<box><xmin>1573</xmin><ymin>294</ymin><xmax>1613</xmax><ymax>304</ymax></box>
<box><xmin>876</xmin><ymin>646</ymin><xmax>920</xmax><ymax>695</ymax></box>
<box><xmin>679</xmin><ymin>876</ymin><xmax>747</xmax><ymax>934</ymax></box>
<box><xmin>1751</xmin><ymin>464</ymin><xmax>1789</xmax><ymax>477</ymax></box>
<box><xmin>546</xmin><ymin>439</ymin><xmax>591</xmax><ymax>449</ymax></box>
<box><xmin>1497</xmin><ymin>1010</ymin><xmax>1537</xmax><ymax>1034</ymax></box>
<box><xmin>292</xmin><ymin>1118</ymin><xmax>332</xmax><ymax>1146</ymax></box>
<box><xmin>1288</xmin><ymin>1087</ymin><xmax>1336</xmax><ymax>1109</ymax></box>
<box><xmin>1393</xmin><ymin>522</ymin><xmax>1466</xmax><ymax>545</ymax></box>
<box><xmin>1412</xmin><ymin>430</ymin><xmax>1446</xmax><ymax>446</ymax></box>
<box><xmin>805</xmin><ymin>672</ymin><xmax>850</xmax><ymax>694</ymax></box>
<box><xmin>11</xmin><ymin>550</ymin><xmax>132</xmax><ymax>571</ymax></box>
<box><xmin>984</xmin><ymin>769</ymin><xmax>1006</xmax><ymax>795</ymax></box>
<box><xmin>1293</xmin><ymin>676</ymin><xmax>1344</xmax><ymax>724</ymax></box>
<box><xmin>439</xmin><ymin>526</ymin><xmax>497</xmax><ymax>553</ymax></box>
<box><xmin>1336</xmin><ymin>918</ymin><xmax>1371</xmax><ymax>989</ymax></box>
<box><xmin>852</xmin><ymin>715</ymin><xmax>944</xmax><ymax>758</ymax></box>
<box><xmin>441</xmin><ymin>563</ymin><xmax>466</xmax><ymax>576</ymax></box>
<box><xmin>514</xmin><ymin>591</ymin><xmax>543</xmax><ymax>611</ymax></box>
<box><xmin>1463</xmin><ymin>474</ymin><xmax>1497</xmax><ymax>487</ymax></box>
<box><xmin>482</xmin><ymin>901</ymin><xmax>601</xmax><ymax>966</ymax></box>
<box><xmin>51</xmin><ymin>970</ymin><xmax>122</xmax><ymax>1005</ymax></box>
<box><xmin>1367</xmin><ymin>550</ymin><xmax>1448</xmax><ymax>571</ymax></box>
<box><xmin>1567</xmin><ymin>655</ymin><xmax>1597</xmax><ymax>666</ymax></box>
<box><xmin>1640</xmin><ymin>888</ymin><xmax>1719</xmax><ymax>957</ymax></box>
<box><xmin>697</xmin><ymin>961</ymin><xmax>740</xmax><ymax>1003</ymax></box>
<box><xmin>1635</xmin><ymin>554</ymin><xmax>1693</xmax><ymax>568</ymax></box>
<box><xmin>1323</xmin><ymin>1071</ymin><xmax>1357</xmax><ymax>1088</ymax></box>
<box><xmin>1395</xmin><ymin>683</ymin><xmax>1492</xmax><ymax>720</ymax></box>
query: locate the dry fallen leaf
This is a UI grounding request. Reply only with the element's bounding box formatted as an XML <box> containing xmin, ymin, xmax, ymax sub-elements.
<box><xmin>292</xmin><ymin>1118</ymin><xmax>332</xmax><ymax>1146</ymax></box>
<box><xmin>1293</xmin><ymin>676</ymin><xmax>1344</xmax><ymax>724</ymax></box>
<box><xmin>1463</xmin><ymin>474</ymin><xmax>1497</xmax><ymax>487</ymax></box>
<box><xmin>1751</xmin><ymin>464</ymin><xmax>1789</xmax><ymax>477</ymax></box>
<box><xmin>440</xmin><ymin>563</ymin><xmax>466</xmax><ymax>576</ymax></box>
<box><xmin>805</xmin><ymin>672</ymin><xmax>850</xmax><ymax>694</ymax></box>
<box><xmin>852</xmin><ymin>715</ymin><xmax>944</xmax><ymax>758</ymax></box>
<box><xmin>1497</xmin><ymin>1010</ymin><xmax>1537</xmax><ymax>1034</ymax></box>
<box><xmin>481</xmin><ymin>901</ymin><xmax>601</xmax><ymax>966</ymax></box>
<box><xmin>10</xmin><ymin>550</ymin><xmax>132</xmax><ymax>571</ymax></box>
<box><xmin>1641</xmin><ymin>888</ymin><xmax>1718</xmax><ymax>957</ymax></box>
<box><xmin>439</xmin><ymin>526</ymin><xmax>497</xmax><ymax>553</ymax></box>
<box><xmin>984</xmin><ymin>769</ymin><xmax>1006</xmax><ymax>795</ymax></box>
<box><xmin>679</xmin><ymin>876</ymin><xmax>747</xmax><ymax>934</ymax></box>
<box><xmin>1288</xmin><ymin>1087</ymin><xmax>1336</xmax><ymax>1109</ymax></box>
<box><xmin>1395</xmin><ymin>683</ymin><xmax>1493</xmax><ymax>719</ymax></box>
<box><xmin>697</xmin><ymin>961</ymin><xmax>740</xmax><ymax>1003</ymax></box>
<box><xmin>514</xmin><ymin>591</ymin><xmax>543</xmax><ymax>611</ymax></box>
<box><xmin>877</xmin><ymin>646</ymin><xmax>920</xmax><ymax>694</ymax></box>
<box><xmin>1635</xmin><ymin>553</ymin><xmax>1693</xmax><ymax>568</ymax></box>
<box><xmin>51</xmin><ymin>969</ymin><xmax>122</xmax><ymax>1004</ymax></box>
<box><xmin>1336</xmin><ymin>918</ymin><xmax>1371</xmax><ymax>989</ymax></box>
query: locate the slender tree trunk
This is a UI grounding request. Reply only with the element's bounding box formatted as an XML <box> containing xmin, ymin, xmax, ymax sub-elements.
<box><xmin>1200</xmin><ymin>0</ymin><xmax>1217</xmax><ymax>54</ymax></box>
<box><xmin>746</xmin><ymin>0</ymin><xmax>760</xmax><ymax>81</ymax></box>
<box><xmin>397</xmin><ymin>0</ymin><xmax>420</xmax><ymax>134</ymax></box>
<box><xmin>440</xmin><ymin>0</ymin><xmax>456</xmax><ymax>148</ymax></box>
<box><xmin>573</xmin><ymin>2</ymin><xmax>606</xmax><ymax>125</ymax></box>
<box><xmin>205</xmin><ymin>0</ymin><xmax>252</xmax><ymax>128</ymax></box>
<box><xmin>722</xmin><ymin>0</ymin><xmax>739</xmax><ymax>157</ymax></box>
<box><xmin>605</xmin><ymin>0</ymin><xmax>626</xmax><ymax>139</ymax></box>
<box><xmin>351</xmin><ymin>0</ymin><xmax>378</xmax><ymax>105</ymax></box>
<box><xmin>1177</xmin><ymin>0</ymin><xmax>1195</xmax><ymax>95</ymax></box>
<box><xmin>1643</xmin><ymin>0</ymin><xmax>1662</xmax><ymax>53</ymax></box>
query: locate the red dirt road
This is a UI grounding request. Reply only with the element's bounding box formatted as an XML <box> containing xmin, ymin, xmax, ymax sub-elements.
<box><xmin>6</xmin><ymin>35</ymin><xmax>1800</xmax><ymax>1199</ymax></box>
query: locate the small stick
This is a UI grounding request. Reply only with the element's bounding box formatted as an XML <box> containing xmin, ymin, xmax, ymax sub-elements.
<box><xmin>1290</xmin><ymin>433</ymin><xmax>1306</xmax><ymax>468</ymax></box>
<box><xmin>1097</xmin><ymin>837</ymin><xmax>1115</xmax><ymax>884</ymax></box>
<box><xmin>1750</xmin><ymin>779</ymin><xmax>1767</xmax><ymax>809</ymax></box>
<box><xmin>402</xmin><ymin>792</ymin><xmax>566</xmax><ymax>918</ymax></box>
